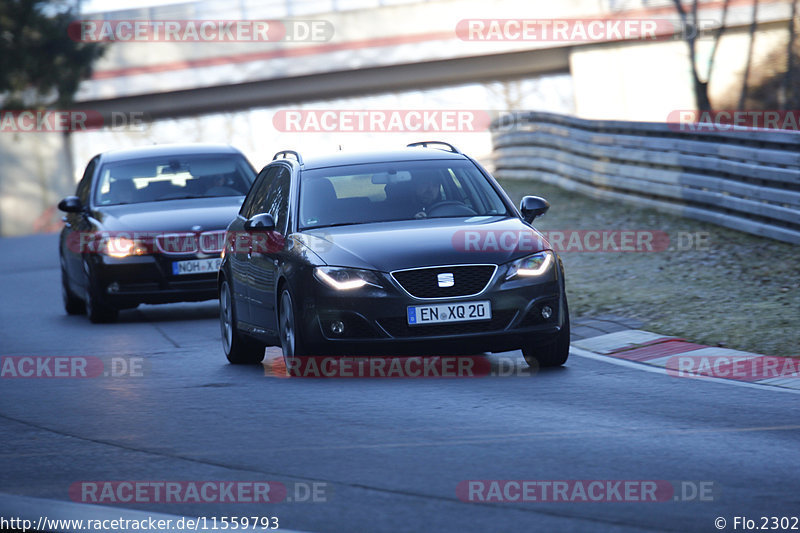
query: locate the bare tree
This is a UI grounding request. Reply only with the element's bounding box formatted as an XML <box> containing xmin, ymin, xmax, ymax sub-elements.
<box><xmin>486</xmin><ymin>80</ymin><xmax>527</xmax><ymax>113</ymax></box>
<box><xmin>738</xmin><ymin>0</ymin><xmax>761</xmax><ymax>109</ymax></box>
<box><xmin>672</xmin><ymin>0</ymin><xmax>732</xmax><ymax>111</ymax></box>
<box><xmin>779</xmin><ymin>0</ymin><xmax>798</xmax><ymax>109</ymax></box>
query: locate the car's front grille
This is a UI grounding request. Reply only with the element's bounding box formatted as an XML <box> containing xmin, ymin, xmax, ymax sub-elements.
<box><xmin>391</xmin><ymin>265</ymin><xmax>496</xmax><ymax>299</ymax></box>
<box><xmin>113</xmin><ymin>278</ymin><xmax>215</xmax><ymax>292</ymax></box>
<box><xmin>378</xmin><ymin>310</ymin><xmax>516</xmax><ymax>338</ymax></box>
<box><xmin>116</xmin><ymin>281</ymin><xmax>160</xmax><ymax>292</ymax></box>
<box><xmin>156</xmin><ymin>233</ymin><xmax>197</xmax><ymax>255</ymax></box>
<box><xmin>156</xmin><ymin>230</ymin><xmax>226</xmax><ymax>255</ymax></box>
<box><xmin>167</xmin><ymin>278</ymin><xmax>217</xmax><ymax>290</ymax></box>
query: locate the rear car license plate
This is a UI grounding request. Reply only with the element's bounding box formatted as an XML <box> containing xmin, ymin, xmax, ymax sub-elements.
<box><xmin>172</xmin><ymin>258</ymin><xmax>222</xmax><ymax>275</ymax></box>
<box><xmin>407</xmin><ymin>301</ymin><xmax>491</xmax><ymax>325</ymax></box>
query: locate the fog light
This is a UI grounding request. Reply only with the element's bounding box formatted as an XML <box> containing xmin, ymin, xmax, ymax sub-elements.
<box><xmin>330</xmin><ymin>320</ymin><xmax>345</xmax><ymax>335</ymax></box>
<box><xmin>541</xmin><ymin>305</ymin><xmax>553</xmax><ymax>319</ymax></box>
<box><xmin>107</xmin><ymin>282</ymin><xmax>120</xmax><ymax>294</ymax></box>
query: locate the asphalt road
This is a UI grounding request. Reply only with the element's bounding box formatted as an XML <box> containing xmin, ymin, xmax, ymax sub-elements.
<box><xmin>1</xmin><ymin>234</ymin><xmax>799</xmax><ymax>533</ymax></box>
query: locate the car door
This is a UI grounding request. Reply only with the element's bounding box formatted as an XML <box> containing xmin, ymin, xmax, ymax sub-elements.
<box><xmin>248</xmin><ymin>165</ymin><xmax>292</xmax><ymax>336</ymax></box>
<box><xmin>61</xmin><ymin>156</ymin><xmax>98</xmax><ymax>294</ymax></box>
<box><xmin>229</xmin><ymin>166</ymin><xmax>277</xmax><ymax>327</ymax></box>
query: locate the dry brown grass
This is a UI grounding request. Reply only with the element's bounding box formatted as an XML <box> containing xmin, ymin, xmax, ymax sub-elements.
<box><xmin>499</xmin><ymin>179</ymin><xmax>800</xmax><ymax>357</ymax></box>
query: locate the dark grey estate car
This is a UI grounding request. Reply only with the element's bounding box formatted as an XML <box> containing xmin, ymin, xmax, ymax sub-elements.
<box><xmin>219</xmin><ymin>142</ymin><xmax>569</xmax><ymax>370</ymax></box>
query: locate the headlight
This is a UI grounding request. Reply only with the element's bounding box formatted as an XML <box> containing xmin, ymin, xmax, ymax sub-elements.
<box><xmin>506</xmin><ymin>251</ymin><xmax>553</xmax><ymax>280</ymax></box>
<box><xmin>314</xmin><ymin>267</ymin><xmax>382</xmax><ymax>290</ymax></box>
<box><xmin>100</xmin><ymin>236</ymin><xmax>148</xmax><ymax>258</ymax></box>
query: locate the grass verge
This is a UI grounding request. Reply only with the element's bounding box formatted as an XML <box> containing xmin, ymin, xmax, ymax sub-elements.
<box><xmin>498</xmin><ymin>179</ymin><xmax>799</xmax><ymax>358</ymax></box>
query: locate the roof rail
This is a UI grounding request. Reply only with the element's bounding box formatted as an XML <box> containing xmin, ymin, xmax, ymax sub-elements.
<box><xmin>273</xmin><ymin>150</ymin><xmax>303</xmax><ymax>165</ymax></box>
<box><xmin>407</xmin><ymin>141</ymin><xmax>462</xmax><ymax>154</ymax></box>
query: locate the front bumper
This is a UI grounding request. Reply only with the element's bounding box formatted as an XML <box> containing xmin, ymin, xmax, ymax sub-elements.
<box><xmin>293</xmin><ymin>264</ymin><xmax>566</xmax><ymax>356</ymax></box>
<box><xmin>88</xmin><ymin>253</ymin><xmax>219</xmax><ymax>307</ymax></box>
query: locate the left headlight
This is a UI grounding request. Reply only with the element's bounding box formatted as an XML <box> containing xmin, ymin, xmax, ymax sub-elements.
<box><xmin>506</xmin><ymin>251</ymin><xmax>554</xmax><ymax>280</ymax></box>
<box><xmin>314</xmin><ymin>266</ymin><xmax>382</xmax><ymax>290</ymax></box>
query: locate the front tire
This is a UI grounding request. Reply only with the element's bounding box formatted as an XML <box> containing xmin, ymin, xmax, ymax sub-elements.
<box><xmin>61</xmin><ymin>257</ymin><xmax>85</xmax><ymax>315</ymax></box>
<box><xmin>220</xmin><ymin>279</ymin><xmax>264</xmax><ymax>364</ymax></box>
<box><xmin>522</xmin><ymin>301</ymin><xmax>570</xmax><ymax>368</ymax></box>
<box><xmin>85</xmin><ymin>279</ymin><xmax>118</xmax><ymax>323</ymax></box>
<box><xmin>278</xmin><ymin>288</ymin><xmax>307</xmax><ymax>375</ymax></box>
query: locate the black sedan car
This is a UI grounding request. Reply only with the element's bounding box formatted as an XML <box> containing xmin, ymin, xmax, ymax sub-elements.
<box><xmin>219</xmin><ymin>142</ymin><xmax>569</xmax><ymax>369</ymax></box>
<box><xmin>59</xmin><ymin>144</ymin><xmax>256</xmax><ymax>322</ymax></box>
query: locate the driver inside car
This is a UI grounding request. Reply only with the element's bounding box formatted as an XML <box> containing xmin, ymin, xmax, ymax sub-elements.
<box><xmin>411</xmin><ymin>173</ymin><xmax>443</xmax><ymax>218</ymax></box>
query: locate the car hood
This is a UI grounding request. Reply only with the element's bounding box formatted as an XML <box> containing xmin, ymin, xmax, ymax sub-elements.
<box><xmin>295</xmin><ymin>216</ymin><xmax>550</xmax><ymax>272</ymax></box>
<box><xmin>91</xmin><ymin>197</ymin><xmax>244</xmax><ymax>233</ymax></box>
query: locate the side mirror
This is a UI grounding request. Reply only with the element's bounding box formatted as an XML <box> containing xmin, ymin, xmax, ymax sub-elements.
<box><xmin>58</xmin><ymin>196</ymin><xmax>83</xmax><ymax>213</ymax></box>
<box><xmin>520</xmin><ymin>196</ymin><xmax>550</xmax><ymax>223</ymax></box>
<box><xmin>244</xmin><ymin>213</ymin><xmax>276</xmax><ymax>232</ymax></box>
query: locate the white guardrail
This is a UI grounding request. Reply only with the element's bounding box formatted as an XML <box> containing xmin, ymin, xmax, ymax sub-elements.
<box><xmin>491</xmin><ymin>111</ymin><xmax>800</xmax><ymax>245</ymax></box>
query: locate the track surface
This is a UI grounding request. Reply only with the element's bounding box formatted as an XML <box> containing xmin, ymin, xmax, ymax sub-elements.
<box><xmin>1</xmin><ymin>234</ymin><xmax>799</xmax><ymax>532</ymax></box>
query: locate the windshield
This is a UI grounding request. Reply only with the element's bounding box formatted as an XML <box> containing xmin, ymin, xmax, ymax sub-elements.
<box><xmin>94</xmin><ymin>154</ymin><xmax>255</xmax><ymax>206</ymax></box>
<box><xmin>299</xmin><ymin>160</ymin><xmax>510</xmax><ymax>229</ymax></box>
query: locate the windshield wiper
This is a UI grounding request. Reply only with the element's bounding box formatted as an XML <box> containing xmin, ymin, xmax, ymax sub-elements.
<box><xmin>150</xmin><ymin>195</ymin><xmax>207</xmax><ymax>202</ymax></box>
<box><xmin>308</xmin><ymin>222</ymin><xmax>364</xmax><ymax>230</ymax></box>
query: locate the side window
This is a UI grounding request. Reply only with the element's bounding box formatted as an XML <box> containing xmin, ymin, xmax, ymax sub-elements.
<box><xmin>260</xmin><ymin>167</ymin><xmax>291</xmax><ymax>234</ymax></box>
<box><xmin>241</xmin><ymin>167</ymin><xmax>279</xmax><ymax>219</ymax></box>
<box><xmin>76</xmin><ymin>157</ymin><xmax>98</xmax><ymax>204</ymax></box>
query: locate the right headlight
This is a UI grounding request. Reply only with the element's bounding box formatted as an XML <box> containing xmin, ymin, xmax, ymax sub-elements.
<box><xmin>99</xmin><ymin>235</ymin><xmax>148</xmax><ymax>258</ymax></box>
<box><xmin>314</xmin><ymin>266</ymin><xmax>382</xmax><ymax>290</ymax></box>
<box><xmin>506</xmin><ymin>251</ymin><xmax>554</xmax><ymax>280</ymax></box>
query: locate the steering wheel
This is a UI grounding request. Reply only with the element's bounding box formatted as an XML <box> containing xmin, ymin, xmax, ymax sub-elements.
<box><xmin>424</xmin><ymin>201</ymin><xmax>477</xmax><ymax>217</ymax></box>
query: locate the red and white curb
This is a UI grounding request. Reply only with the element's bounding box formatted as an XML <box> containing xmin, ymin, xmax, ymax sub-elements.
<box><xmin>572</xmin><ymin>330</ymin><xmax>800</xmax><ymax>391</ymax></box>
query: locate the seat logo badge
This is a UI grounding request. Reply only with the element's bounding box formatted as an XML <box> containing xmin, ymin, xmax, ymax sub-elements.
<box><xmin>437</xmin><ymin>273</ymin><xmax>455</xmax><ymax>288</ymax></box>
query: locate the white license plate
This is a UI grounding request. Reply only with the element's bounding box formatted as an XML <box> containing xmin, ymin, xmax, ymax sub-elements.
<box><xmin>171</xmin><ymin>258</ymin><xmax>222</xmax><ymax>275</ymax></box>
<box><xmin>407</xmin><ymin>301</ymin><xmax>491</xmax><ymax>325</ymax></box>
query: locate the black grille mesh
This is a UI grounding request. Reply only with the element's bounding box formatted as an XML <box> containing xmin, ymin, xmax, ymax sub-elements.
<box><xmin>391</xmin><ymin>265</ymin><xmax>495</xmax><ymax>298</ymax></box>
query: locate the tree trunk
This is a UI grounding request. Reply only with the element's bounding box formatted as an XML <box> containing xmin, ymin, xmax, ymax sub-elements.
<box><xmin>780</xmin><ymin>0</ymin><xmax>798</xmax><ymax>109</ymax></box>
<box><xmin>739</xmin><ymin>0</ymin><xmax>761</xmax><ymax>110</ymax></box>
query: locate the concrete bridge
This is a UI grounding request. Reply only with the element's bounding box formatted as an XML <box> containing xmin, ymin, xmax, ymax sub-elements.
<box><xmin>0</xmin><ymin>0</ymin><xmax>795</xmax><ymax>235</ymax></box>
<box><xmin>75</xmin><ymin>0</ymin><xmax>792</xmax><ymax>121</ymax></box>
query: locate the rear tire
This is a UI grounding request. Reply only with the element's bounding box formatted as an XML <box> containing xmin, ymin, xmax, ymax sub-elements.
<box><xmin>220</xmin><ymin>279</ymin><xmax>264</xmax><ymax>364</ymax></box>
<box><xmin>522</xmin><ymin>300</ymin><xmax>570</xmax><ymax>368</ymax></box>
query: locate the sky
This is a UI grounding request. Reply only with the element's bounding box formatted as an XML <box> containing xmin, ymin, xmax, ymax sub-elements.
<box><xmin>80</xmin><ymin>0</ymin><xmax>183</xmax><ymax>14</ymax></box>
